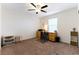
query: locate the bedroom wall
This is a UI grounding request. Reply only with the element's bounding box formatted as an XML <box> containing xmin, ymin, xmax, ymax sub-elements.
<box><xmin>40</xmin><ymin>7</ymin><xmax>78</xmax><ymax>44</ymax></box>
<box><xmin>1</xmin><ymin>3</ymin><xmax>40</xmax><ymax>40</ymax></box>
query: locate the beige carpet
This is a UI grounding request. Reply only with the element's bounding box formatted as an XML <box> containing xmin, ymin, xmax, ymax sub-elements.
<box><xmin>1</xmin><ymin>39</ymin><xmax>79</xmax><ymax>55</ymax></box>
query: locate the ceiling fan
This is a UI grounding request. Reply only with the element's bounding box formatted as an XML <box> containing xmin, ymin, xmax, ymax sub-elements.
<box><xmin>28</xmin><ymin>3</ymin><xmax>48</xmax><ymax>14</ymax></box>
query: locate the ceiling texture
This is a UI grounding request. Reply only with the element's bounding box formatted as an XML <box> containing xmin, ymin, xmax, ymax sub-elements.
<box><xmin>2</xmin><ymin>3</ymin><xmax>78</xmax><ymax>17</ymax></box>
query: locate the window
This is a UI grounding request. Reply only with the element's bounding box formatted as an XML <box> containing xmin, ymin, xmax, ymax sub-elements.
<box><xmin>48</xmin><ymin>18</ymin><xmax>57</xmax><ymax>32</ymax></box>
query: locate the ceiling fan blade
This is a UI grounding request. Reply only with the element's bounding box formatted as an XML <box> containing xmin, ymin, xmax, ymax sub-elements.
<box><xmin>41</xmin><ymin>10</ymin><xmax>47</xmax><ymax>13</ymax></box>
<box><xmin>36</xmin><ymin>12</ymin><xmax>38</xmax><ymax>14</ymax></box>
<box><xmin>41</xmin><ymin>5</ymin><xmax>48</xmax><ymax>9</ymax></box>
<box><xmin>31</xmin><ymin>3</ymin><xmax>36</xmax><ymax>8</ymax></box>
<box><xmin>28</xmin><ymin>9</ymin><xmax>35</xmax><ymax>11</ymax></box>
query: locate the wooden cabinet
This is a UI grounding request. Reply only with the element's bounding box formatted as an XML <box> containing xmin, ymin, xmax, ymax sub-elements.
<box><xmin>48</xmin><ymin>33</ymin><xmax>56</xmax><ymax>42</ymax></box>
<box><xmin>71</xmin><ymin>32</ymin><xmax>78</xmax><ymax>46</ymax></box>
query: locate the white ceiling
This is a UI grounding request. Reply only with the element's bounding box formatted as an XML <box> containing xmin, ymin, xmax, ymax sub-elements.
<box><xmin>2</xmin><ymin>3</ymin><xmax>77</xmax><ymax>17</ymax></box>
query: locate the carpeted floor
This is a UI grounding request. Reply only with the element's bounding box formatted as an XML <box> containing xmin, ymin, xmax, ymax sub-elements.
<box><xmin>1</xmin><ymin>39</ymin><xmax>79</xmax><ymax>55</ymax></box>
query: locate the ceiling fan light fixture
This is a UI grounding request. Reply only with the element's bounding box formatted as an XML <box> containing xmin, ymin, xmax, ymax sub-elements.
<box><xmin>36</xmin><ymin>9</ymin><xmax>40</xmax><ymax>12</ymax></box>
<box><xmin>28</xmin><ymin>3</ymin><xmax>48</xmax><ymax>14</ymax></box>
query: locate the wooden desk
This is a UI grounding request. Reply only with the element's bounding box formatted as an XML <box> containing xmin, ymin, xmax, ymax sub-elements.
<box><xmin>36</xmin><ymin>31</ymin><xmax>56</xmax><ymax>42</ymax></box>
